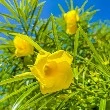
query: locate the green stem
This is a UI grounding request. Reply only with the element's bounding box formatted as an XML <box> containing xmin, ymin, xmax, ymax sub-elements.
<box><xmin>25</xmin><ymin>37</ymin><xmax>46</xmax><ymax>53</ymax></box>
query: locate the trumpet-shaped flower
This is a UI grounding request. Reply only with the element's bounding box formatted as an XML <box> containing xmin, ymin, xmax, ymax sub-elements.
<box><xmin>64</xmin><ymin>10</ymin><xmax>79</xmax><ymax>35</ymax></box>
<box><xmin>14</xmin><ymin>34</ymin><xmax>34</xmax><ymax>57</ymax></box>
<box><xmin>30</xmin><ymin>50</ymin><xmax>73</xmax><ymax>94</ymax></box>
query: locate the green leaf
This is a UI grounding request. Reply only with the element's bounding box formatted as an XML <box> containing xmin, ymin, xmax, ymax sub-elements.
<box><xmin>0</xmin><ymin>44</ymin><xmax>14</xmax><ymax>49</ymax></box>
<box><xmin>74</xmin><ymin>29</ymin><xmax>79</xmax><ymax>57</ymax></box>
<box><xmin>0</xmin><ymin>0</ymin><xmax>19</xmax><ymax>21</ymax></box>
<box><xmin>37</xmin><ymin>1</ymin><xmax>46</xmax><ymax>7</ymax></box>
<box><xmin>79</xmin><ymin>0</ymin><xmax>88</xmax><ymax>13</ymax></box>
<box><xmin>37</xmin><ymin>16</ymin><xmax>51</xmax><ymax>42</ymax></box>
<box><xmin>65</xmin><ymin>0</ymin><xmax>70</xmax><ymax>10</ymax></box>
<box><xmin>31</xmin><ymin>3</ymin><xmax>45</xmax><ymax>35</ymax></box>
<box><xmin>0</xmin><ymin>72</ymin><xmax>34</xmax><ymax>86</ymax></box>
<box><xmin>57</xmin><ymin>92</ymin><xmax>78</xmax><ymax>110</ymax></box>
<box><xmin>38</xmin><ymin>93</ymin><xmax>58</xmax><ymax>110</ymax></box>
<box><xmin>0</xmin><ymin>29</ymin><xmax>16</xmax><ymax>33</ymax></box>
<box><xmin>0</xmin><ymin>82</ymin><xmax>37</xmax><ymax>103</ymax></box>
<box><xmin>58</xmin><ymin>4</ymin><xmax>65</xmax><ymax>14</ymax></box>
<box><xmin>27</xmin><ymin>0</ymin><xmax>38</xmax><ymax>31</ymax></box>
<box><xmin>51</xmin><ymin>15</ymin><xmax>60</xmax><ymax>50</ymax></box>
<box><xmin>0</xmin><ymin>37</ymin><xmax>7</xmax><ymax>43</ymax></box>
<box><xmin>13</xmin><ymin>0</ymin><xmax>27</xmax><ymax>33</ymax></box>
<box><xmin>0</xmin><ymin>13</ymin><xmax>19</xmax><ymax>21</ymax></box>
<box><xmin>70</xmin><ymin>0</ymin><xmax>74</xmax><ymax>10</ymax></box>
<box><xmin>18</xmin><ymin>93</ymin><xmax>41</xmax><ymax>110</ymax></box>
<box><xmin>79</xmin><ymin>25</ymin><xmax>109</xmax><ymax>75</ymax></box>
<box><xmin>12</xmin><ymin>85</ymin><xmax>38</xmax><ymax>110</ymax></box>
<box><xmin>99</xmin><ymin>99</ymin><xmax>106</xmax><ymax>110</ymax></box>
<box><xmin>27</xmin><ymin>93</ymin><xmax>52</xmax><ymax>109</ymax></box>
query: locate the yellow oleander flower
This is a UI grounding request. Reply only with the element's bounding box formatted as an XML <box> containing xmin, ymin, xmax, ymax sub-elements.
<box><xmin>14</xmin><ymin>34</ymin><xmax>34</xmax><ymax>57</ymax></box>
<box><xmin>30</xmin><ymin>50</ymin><xmax>73</xmax><ymax>94</ymax></box>
<box><xmin>64</xmin><ymin>10</ymin><xmax>79</xmax><ymax>35</ymax></box>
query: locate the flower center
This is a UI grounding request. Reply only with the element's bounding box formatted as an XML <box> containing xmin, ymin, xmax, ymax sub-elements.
<box><xmin>44</xmin><ymin>61</ymin><xmax>57</xmax><ymax>76</ymax></box>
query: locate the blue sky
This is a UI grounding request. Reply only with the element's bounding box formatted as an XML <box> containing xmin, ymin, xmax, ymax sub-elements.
<box><xmin>40</xmin><ymin>0</ymin><xmax>110</xmax><ymax>21</ymax></box>
<box><xmin>0</xmin><ymin>0</ymin><xmax>110</xmax><ymax>22</ymax></box>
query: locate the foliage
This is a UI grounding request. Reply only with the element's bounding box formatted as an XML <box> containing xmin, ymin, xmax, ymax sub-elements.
<box><xmin>0</xmin><ymin>0</ymin><xmax>110</xmax><ymax>110</ymax></box>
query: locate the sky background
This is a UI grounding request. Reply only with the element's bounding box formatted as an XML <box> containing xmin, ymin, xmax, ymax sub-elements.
<box><xmin>40</xmin><ymin>0</ymin><xmax>110</xmax><ymax>21</ymax></box>
<box><xmin>0</xmin><ymin>0</ymin><xmax>110</xmax><ymax>22</ymax></box>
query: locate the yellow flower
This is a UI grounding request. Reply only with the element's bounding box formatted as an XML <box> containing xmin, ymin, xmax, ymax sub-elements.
<box><xmin>14</xmin><ymin>34</ymin><xmax>34</xmax><ymax>57</ymax></box>
<box><xmin>64</xmin><ymin>10</ymin><xmax>79</xmax><ymax>35</ymax></box>
<box><xmin>30</xmin><ymin>50</ymin><xmax>73</xmax><ymax>94</ymax></box>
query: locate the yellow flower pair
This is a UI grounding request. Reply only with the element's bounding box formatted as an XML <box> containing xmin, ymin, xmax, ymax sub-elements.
<box><xmin>13</xmin><ymin>34</ymin><xmax>73</xmax><ymax>94</ymax></box>
<box><xmin>64</xmin><ymin>10</ymin><xmax>79</xmax><ymax>35</ymax></box>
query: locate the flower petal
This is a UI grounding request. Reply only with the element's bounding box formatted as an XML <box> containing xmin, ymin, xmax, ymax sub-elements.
<box><xmin>34</xmin><ymin>52</ymin><xmax>50</xmax><ymax>71</ymax></box>
<box><xmin>48</xmin><ymin>50</ymin><xmax>73</xmax><ymax>64</ymax></box>
<box><xmin>40</xmin><ymin>61</ymin><xmax>73</xmax><ymax>94</ymax></box>
<box><xmin>66</xmin><ymin>24</ymin><xmax>77</xmax><ymax>35</ymax></box>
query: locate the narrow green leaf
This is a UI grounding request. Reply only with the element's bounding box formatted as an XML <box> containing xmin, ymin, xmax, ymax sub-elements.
<box><xmin>27</xmin><ymin>0</ymin><xmax>38</xmax><ymax>31</ymax></box>
<box><xmin>31</xmin><ymin>3</ymin><xmax>44</xmax><ymax>35</ymax></box>
<box><xmin>74</xmin><ymin>29</ymin><xmax>79</xmax><ymax>57</ymax></box>
<box><xmin>0</xmin><ymin>44</ymin><xmax>14</xmax><ymax>49</ymax></box>
<box><xmin>65</xmin><ymin>0</ymin><xmax>70</xmax><ymax>10</ymax></box>
<box><xmin>19</xmin><ymin>0</ymin><xmax>25</xmax><ymax>10</ymax></box>
<box><xmin>37</xmin><ymin>24</ymin><xmax>46</xmax><ymax>37</ymax></box>
<box><xmin>0</xmin><ymin>0</ymin><xmax>17</xmax><ymax>18</ymax></box>
<box><xmin>86</xmin><ymin>5</ymin><xmax>94</xmax><ymax>12</ymax></box>
<box><xmin>24</xmin><ymin>0</ymin><xmax>30</xmax><ymax>17</ymax></box>
<box><xmin>70</xmin><ymin>0</ymin><xmax>74</xmax><ymax>10</ymax></box>
<box><xmin>57</xmin><ymin>92</ymin><xmax>78</xmax><ymax>110</ymax></box>
<box><xmin>77</xmin><ymin>55</ymin><xmax>110</xmax><ymax>77</ymax></box>
<box><xmin>37</xmin><ymin>16</ymin><xmax>51</xmax><ymax>41</ymax></box>
<box><xmin>99</xmin><ymin>99</ymin><xmax>106</xmax><ymax>110</ymax></box>
<box><xmin>28</xmin><ymin>93</ymin><xmax>52</xmax><ymax>109</ymax></box>
<box><xmin>79</xmin><ymin>26</ymin><xmax>109</xmax><ymax>74</ymax></box>
<box><xmin>37</xmin><ymin>1</ymin><xmax>46</xmax><ymax>7</ymax></box>
<box><xmin>0</xmin><ymin>37</ymin><xmax>7</xmax><ymax>42</ymax></box>
<box><xmin>79</xmin><ymin>0</ymin><xmax>88</xmax><ymax>13</ymax></box>
<box><xmin>0</xmin><ymin>82</ymin><xmax>37</xmax><ymax>103</ymax></box>
<box><xmin>0</xmin><ymin>13</ymin><xmax>19</xmax><ymax>21</ymax></box>
<box><xmin>18</xmin><ymin>93</ymin><xmax>41</xmax><ymax>110</ymax></box>
<box><xmin>0</xmin><ymin>29</ymin><xmax>15</xmax><ymax>33</ymax></box>
<box><xmin>12</xmin><ymin>85</ymin><xmax>38</xmax><ymax>110</ymax></box>
<box><xmin>38</xmin><ymin>93</ymin><xmax>58</xmax><ymax>110</ymax></box>
<box><xmin>0</xmin><ymin>22</ymin><xmax>16</xmax><ymax>28</ymax></box>
<box><xmin>51</xmin><ymin>15</ymin><xmax>60</xmax><ymax>50</ymax></box>
<box><xmin>13</xmin><ymin>0</ymin><xmax>27</xmax><ymax>34</ymax></box>
<box><xmin>58</xmin><ymin>4</ymin><xmax>65</xmax><ymax>14</ymax></box>
<box><xmin>17</xmin><ymin>8</ymin><xmax>27</xmax><ymax>23</ymax></box>
<box><xmin>7</xmin><ymin>0</ymin><xmax>15</xmax><ymax>10</ymax></box>
<box><xmin>0</xmin><ymin>72</ymin><xmax>34</xmax><ymax>86</ymax></box>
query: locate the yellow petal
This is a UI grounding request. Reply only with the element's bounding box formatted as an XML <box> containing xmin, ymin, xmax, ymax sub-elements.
<box><xmin>31</xmin><ymin>52</ymin><xmax>51</xmax><ymax>83</ymax></box>
<box><xmin>40</xmin><ymin>61</ymin><xmax>73</xmax><ymax>94</ymax></box>
<box><xmin>64</xmin><ymin>10</ymin><xmax>78</xmax><ymax>24</ymax></box>
<box><xmin>48</xmin><ymin>50</ymin><xmax>73</xmax><ymax>64</ymax></box>
<box><xmin>34</xmin><ymin>52</ymin><xmax>50</xmax><ymax>71</ymax></box>
<box><xmin>64</xmin><ymin>13</ymin><xmax>67</xmax><ymax>19</ymax></box>
<box><xmin>76</xmin><ymin>14</ymin><xmax>79</xmax><ymax>21</ymax></box>
<box><xmin>66</xmin><ymin>24</ymin><xmax>77</xmax><ymax>35</ymax></box>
